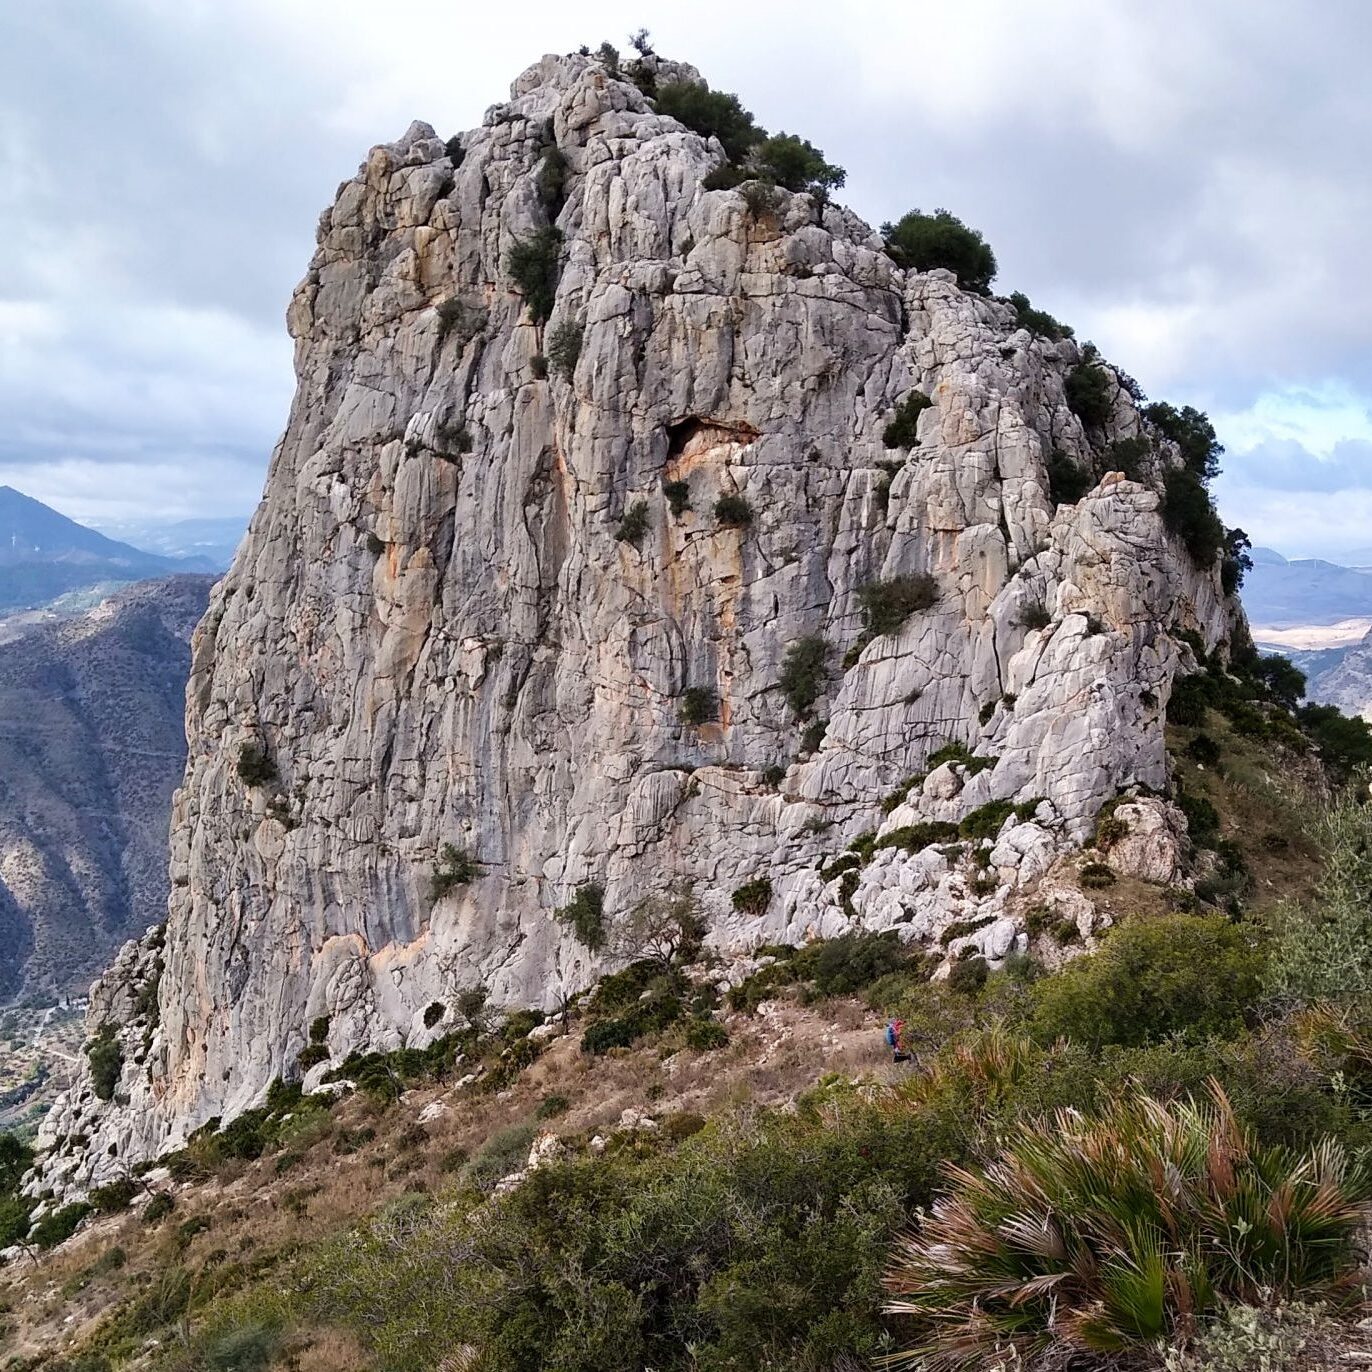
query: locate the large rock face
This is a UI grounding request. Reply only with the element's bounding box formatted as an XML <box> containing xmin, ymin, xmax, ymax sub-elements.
<box><xmin>35</xmin><ymin>51</ymin><xmax>1239</xmax><ymax>1189</ymax></box>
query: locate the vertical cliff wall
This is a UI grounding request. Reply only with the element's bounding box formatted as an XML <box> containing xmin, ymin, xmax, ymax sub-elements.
<box><xmin>34</xmin><ymin>51</ymin><xmax>1239</xmax><ymax>1189</ymax></box>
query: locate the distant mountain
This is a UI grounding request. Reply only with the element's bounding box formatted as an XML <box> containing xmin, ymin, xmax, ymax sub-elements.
<box><xmin>0</xmin><ymin>575</ymin><xmax>214</xmax><ymax>1002</ymax></box>
<box><xmin>0</xmin><ymin>486</ymin><xmax>184</xmax><ymax>612</ymax></box>
<box><xmin>1239</xmin><ymin>548</ymin><xmax>1372</xmax><ymax>628</ymax></box>
<box><xmin>90</xmin><ymin>515</ymin><xmax>248</xmax><ymax>573</ymax></box>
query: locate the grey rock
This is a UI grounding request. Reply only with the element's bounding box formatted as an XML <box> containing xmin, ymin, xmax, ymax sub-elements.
<box><xmin>35</xmin><ymin>52</ymin><xmax>1241</xmax><ymax>1193</ymax></box>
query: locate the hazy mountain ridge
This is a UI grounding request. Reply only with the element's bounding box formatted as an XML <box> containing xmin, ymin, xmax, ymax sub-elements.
<box><xmin>0</xmin><ymin>575</ymin><xmax>213</xmax><ymax>1002</ymax></box>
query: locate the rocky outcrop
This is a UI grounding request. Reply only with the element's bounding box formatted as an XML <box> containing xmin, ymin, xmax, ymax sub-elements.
<box><xmin>35</xmin><ymin>50</ymin><xmax>1239</xmax><ymax>1192</ymax></box>
<box><xmin>0</xmin><ymin>576</ymin><xmax>213</xmax><ymax>1002</ymax></box>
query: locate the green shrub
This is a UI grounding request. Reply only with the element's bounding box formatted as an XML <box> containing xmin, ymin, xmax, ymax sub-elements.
<box><xmin>615</xmin><ymin>500</ymin><xmax>651</xmax><ymax>544</ymax></box>
<box><xmin>1018</xmin><ymin>599</ymin><xmax>1052</xmax><ymax>630</ymax></box>
<box><xmin>874</xmin><ymin>821</ymin><xmax>959</xmax><ymax>854</ymax></box>
<box><xmin>1186</xmin><ymin>732</ymin><xmax>1223</xmax><ymax>766</ymax></box>
<box><xmin>796</xmin><ymin>931</ymin><xmax>910</xmax><ymax>997</ymax></box>
<box><xmin>857</xmin><ymin>573</ymin><xmax>938</xmax><ymax>635</ymax></box>
<box><xmin>506</xmin><ymin>226</ymin><xmax>563</xmax><ymax>325</ymax></box>
<box><xmin>731</xmin><ymin>877</ymin><xmax>772</xmax><ymax>916</ymax></box>
<box><xmin>143</xmin><ymin>1191</ymin><xmax>174</xmax><ymax>1225</ymax></box>
<box><xmin>662</xmin><ymin>478</ymin><xmax>691</xmax><ymax>515</ymax></box>
<box><xmin>885</xmin><ymin>1086</ymin><xmax>1371</xmax><ymax>1369</ymax></box>
<box><xmin>31</xmin><ymin>1201</ymin><xmax>91</xmax><ymax>1250</ymax></box>
<box><xmin>86</xmin><ymin>1024</ymin><xmax>123</xmax><ymax>1101</ymax></box>
<box><xmin>309</xmin><ymin>1015</ymin><xmax>330</xmax><ymax>1043</ymax></box>
<box><xmin>555</xmin><ymin>882</ymin><xmax>607</xmax><ymax>951</ymax></box>
<box><xmin>535</xmin><ymin>1094</ymin><xmax>570</xmax><ymax>1121</ymax></box>
<box><xmin>1254</xmin><ymin>654</ymin><xmax>1306</xmax><ymax>711</ymax></box>
<box><xmin>883</xmin><ymin>209</ymin><xmax>997</xmax><ymax>293</ymax></box>
<box><xmin>435</xmin><ymin>295</ymin><xmax>486</xmax><ymax>343</ymax></box>
<box><xmin>1222</xmin><ymin>525</ymin><xmax>1253</xmax><ymax>594</ymax></box>
<box><xmin>536</xmin><ymin>145</ymin><xmax>569</xmax><ymax>212</ymax></box>
<box><xmin>1007</xmin><ymin>291</ymin><xmax>1072</xmax><ymax>340</ymax></box>
<box><xmin>947</xmin><ymin>957</ymin><xmax>989</xmax><ymax>996</ymax></box>
<box><xmin>203</xmin><ymin>1320</ymin><xmax>282</xmax><ymax>1372</ymax></box>
<box><xmin>778</xmin><ymin>635</ymin><xmax>829</xmax><ymax>716</ymax></box>
<box><xmin>297</xmin><ymin>1042</ymin><xmax>328</xmax><ymax>1070</ymax></box>
<box><xmin>546</xmin><ymin>320</ymin><xmax>583</xmax><ymax>378</ymax></box>
<box><xmin>464</xmin><ymin>1122</ymin><xmax>538</xmax><ymax>1190</ymax></box>
<box><xmin>799</xmin><ymin>718</ymin><xmax>826</xmax><ymax>754</ymax></box>
<box><xmin>714</xmin><ymin>493</ymin><xmax>752</xmax><ymax>527</ymax></box>
<box><xmin>1270</xmin><ymin>795</ymin><xmax>1372</xmax><ymax>1004</ymax></box>
<box><xmin>0</xmin><ymin>1193</ymin><xmax>30</xmax><ymax>1248</ymax></box>
<box><xmin>653</xmin><ymin>81</ymin><xmax>762</xmax><ymax>161</ymax></box>
<box><xmin>301</xmin><ymin>1096</ymin><xmax>960</xmax><ymax>1371</ymax></box>
<box><xmin>751</xmin><ymin>132</ymin><xmax>845</xmax><ymax>196</ymax></box>
<box><xmin>89</xmin><ymin>1178</ymin><xmax>138</xmax><ymax>1214</ymax></box>
<box><xmin>1064</xmin><ymin>361</ymin><xmax>1113</xmax><ymax>427</ymax></box>
<box><xmin>530</xmin><ymin>353</ymin><xmax>548</xmax><ymax>380</ymax></box>
<box><xmin>235</xmin><ymin>741</ymin><xmax>276</xmax><ymax>786</ymax></box>
<box><xmin>1046</xmin><ymin>449</ymin><xmax>1091</xmax><ymax>506</ymax></box>
<box><xmin>431</xmin><ymin>843</ymin><xmax>479</xmax><ymax>899</ymax></box>
<box><xmin>1145</xmin><ymin>401</ymin><xmax>1223</xmax><ymax>480</ymax></box>
<box><xmin>881</xmin><ymin>390</ymin><xmax>933</xmax><ymax>448</ymax></box>
<box><xmin>959</xmin><ymin>800</ymin><xmax>1015</xmax><ymax>842</ymax></box>
<box><xmin>1163</xmin><ymin>466</ymin><xmax>1225</xmax><ymax>566</ymax></box>
<box><xmin>685</xmin><ymin>1018</ymin><xmax>730</xmax><ymax>1051</ymax></box>
<box><xmin>1168</xmin><ymin>672</ymin><xmax>1213</xmax><ymax>727</ymax></box>
<box><xmin>1079</xmin><ymin>860</ymin><xmax>1117</xmax><ymax>889</ymax></box>
<box><xmin>679</xmin><ymin>686</ymin><xmax>717</xmax><ymax>726</ymax></box>
<box><xmin>1104</xmin><ymin>435</ymin><xmax>1151</xmax><ymax>480</ymax></box>
<box><xmin>1298</xmin><ymin>703</ymin><xmax>1372</xmax><ymax>779</ymax></box>
<box><xmin>761</xmin><ymin>764</ymin><xmax>786</xmax><ymax>789</ymax></box>
<box><xmin>1030</xmin><ymin>913</ymin><xmax>1264</xmax><ymax>1049</ymax></box>
<box><xmin>927</xmin><ymin>741</ymin><xmax>995</xmax><ymax>775</ymax></box>
<box><xmin>422</xmin><ymin>1002</ymin><xmax>445</xmax><ymax>1029</ymax></box>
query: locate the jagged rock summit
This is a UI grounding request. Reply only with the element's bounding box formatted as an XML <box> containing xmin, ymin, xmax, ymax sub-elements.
<box><xmin>35</xmin><ymin>48</ymin><xmax>1239</xmax><ymax>1195</ymax></box>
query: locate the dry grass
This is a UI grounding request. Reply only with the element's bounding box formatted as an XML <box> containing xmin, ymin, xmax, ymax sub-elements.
<box><xmin>0</xmin><ymin>995</ymin><xmax>889</xmax><ymax>1362</ymax></box>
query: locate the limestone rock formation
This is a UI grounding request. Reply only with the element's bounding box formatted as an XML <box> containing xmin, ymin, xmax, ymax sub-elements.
<box><xmin>34</xmin><ymin>50</ymin><xmax>1240</xmax><ymax>1193</ymax></box>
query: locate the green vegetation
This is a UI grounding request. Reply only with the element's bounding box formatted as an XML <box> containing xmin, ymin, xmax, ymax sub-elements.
<box><xmin>86</xmin><ymin>1023</ymin><xmax>123</xmax><ymax>1101</ymax></box>
<box><xmin>857</xmin><ymin>573</ymin><xmax>938</xmax><ymax>636</ymax></box>
<box><xmin>1163</xmin><ymin>466</ymin><xmax>1225</xmax><ymax>566</ymax></box>
<box><xmin>713</xmin><ymin>493</ymin><xmax>752</xmax><ymax>527</ymax></box>
<box><xmin>1104</xmin><ymin>434</ymin><xmax>1150</xmax><ymax>480</ymax></box>
<box><xmin>1029</xmin><ymin>913</ymin><xmax>1264</xmax><ymax>1048</ymax></box>
<box><xmin>614</xmin><ymin>499</ymin><xmax>651</xmax><ymax>544</ymax></box>
<box><xmin>882</xmin><ymin>209</ymin><xmax>997</xmax><ymax>293</ymax></box>
<box><xmin>1045</xmin><ymin>449</ymin><xmax>1091</xmax><ymax>506</ymax></box>
<box><xmin>535</xmin><ymin>144</ymin><xmax>569</xmax><ymax>212</ymax></box>
<box><xmin>730</xmin><ymin>876</ymin><xmax>772</xmax><ymax>916</ymax></box>
<box><xmin>653</xmin><ymin>81</ymin><xmax>761</xmax><ymax>160</ymax></box>
<box><xmin>778</xmin><ymin>635</ymin><xmax>829</xmax><ymax>716</ymax></box>
<box><xmin>545</xmin><ymin>320</ymin><xmax>583</xmax><ymax>378</ymax></box>
<box><xmin>1064</xmin><ymin>360</ymin><xmax>1113</xmax><ymax>427</ymax></box>
<box><xmin>662</xmin><ymin>77</ymin><xmax>844</xmax><ymax>200</ymax></box>
<box><xmin>886</xmin><ymin>1086</ymin><xmax>1370</xmax><ymax>1370</ymax></box>
<box><xmin>1145</xmin><ymin>400</ymin><xmax>1223</xmax><ymax>480</ymax></box>
<box><xmin>235</xmin><ymin>741</ymin><xmax>276</xmax><ymax>787</ymax></box>
<box><xmin>926</xmin><ymin>741</ymin><xmax>995</xmax><ymax>774</ymax></box>
<box><xmin>881</xmin><ymin>390</ymin><xmax>933</xmax><ymax>448</ymax></box>
<box><xmin>661</xmin><ymin>478</ymin><xmax>690</xmax><ymax>515</ymax></box>
<box><xmin>505</xmin><ymin>226</ymin><xmax>563</xmax><ymax>325</ymax></box>
<box><xmin>1007</xmin><ymin>290</ymin><xmax>1073</xmax><ymax>340</ymax></box>
<box><xmin>679</xmin><ymin>686</ymin><xmax>716</xmax><ymax>726</ymax></box>
<box><xmin>431</xmin><ymin>843</ymin><xmax>479</xmax><ymax>899</ymax></box>
<box><xmin>1018</xmin><ymin>599</ymin><xmax>1052</xmax><ymax>630</ymax></box>
<box><xmin>555</xmin><ymin>882</ymin><xmax>607</xmax><ymax>951</ymax></box>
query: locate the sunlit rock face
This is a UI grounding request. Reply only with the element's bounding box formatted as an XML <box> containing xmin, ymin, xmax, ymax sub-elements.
<box><xmin>34</xmin><ymin>51</ymin><xmax>1238</xmax><ymax>1192</ymax></box>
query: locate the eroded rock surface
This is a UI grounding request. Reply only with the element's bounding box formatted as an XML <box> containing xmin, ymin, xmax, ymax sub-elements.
<box><xmin>35</xmin><ymin>51</ymin><xmax>1240</xmax><ymax>1192</ymax></box>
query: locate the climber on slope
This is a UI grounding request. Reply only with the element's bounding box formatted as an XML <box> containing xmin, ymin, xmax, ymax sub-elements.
<box><xmin>885</xmin><ymin>1017</ymin><xmax>911</xmax><ymax>1064</ymax></box>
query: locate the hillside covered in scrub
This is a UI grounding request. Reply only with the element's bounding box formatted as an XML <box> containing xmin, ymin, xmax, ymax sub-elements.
<box><xmin>8</xmin><ymin>34</ymin><xmax>1372</xmax><ymax>1372</ymax></box>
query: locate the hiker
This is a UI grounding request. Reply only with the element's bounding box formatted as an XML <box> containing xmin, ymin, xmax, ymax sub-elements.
<box><xmin>885</xmin><ymin>1018</ymin><xmax>911</xmax><ymax>1064</ymax></box>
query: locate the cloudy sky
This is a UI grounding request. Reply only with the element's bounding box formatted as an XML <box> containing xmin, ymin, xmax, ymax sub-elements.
<box><xmin>3</xmin><ymin>0</ymin><xmax>1370</xmax><ymax>556</ymax></box>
